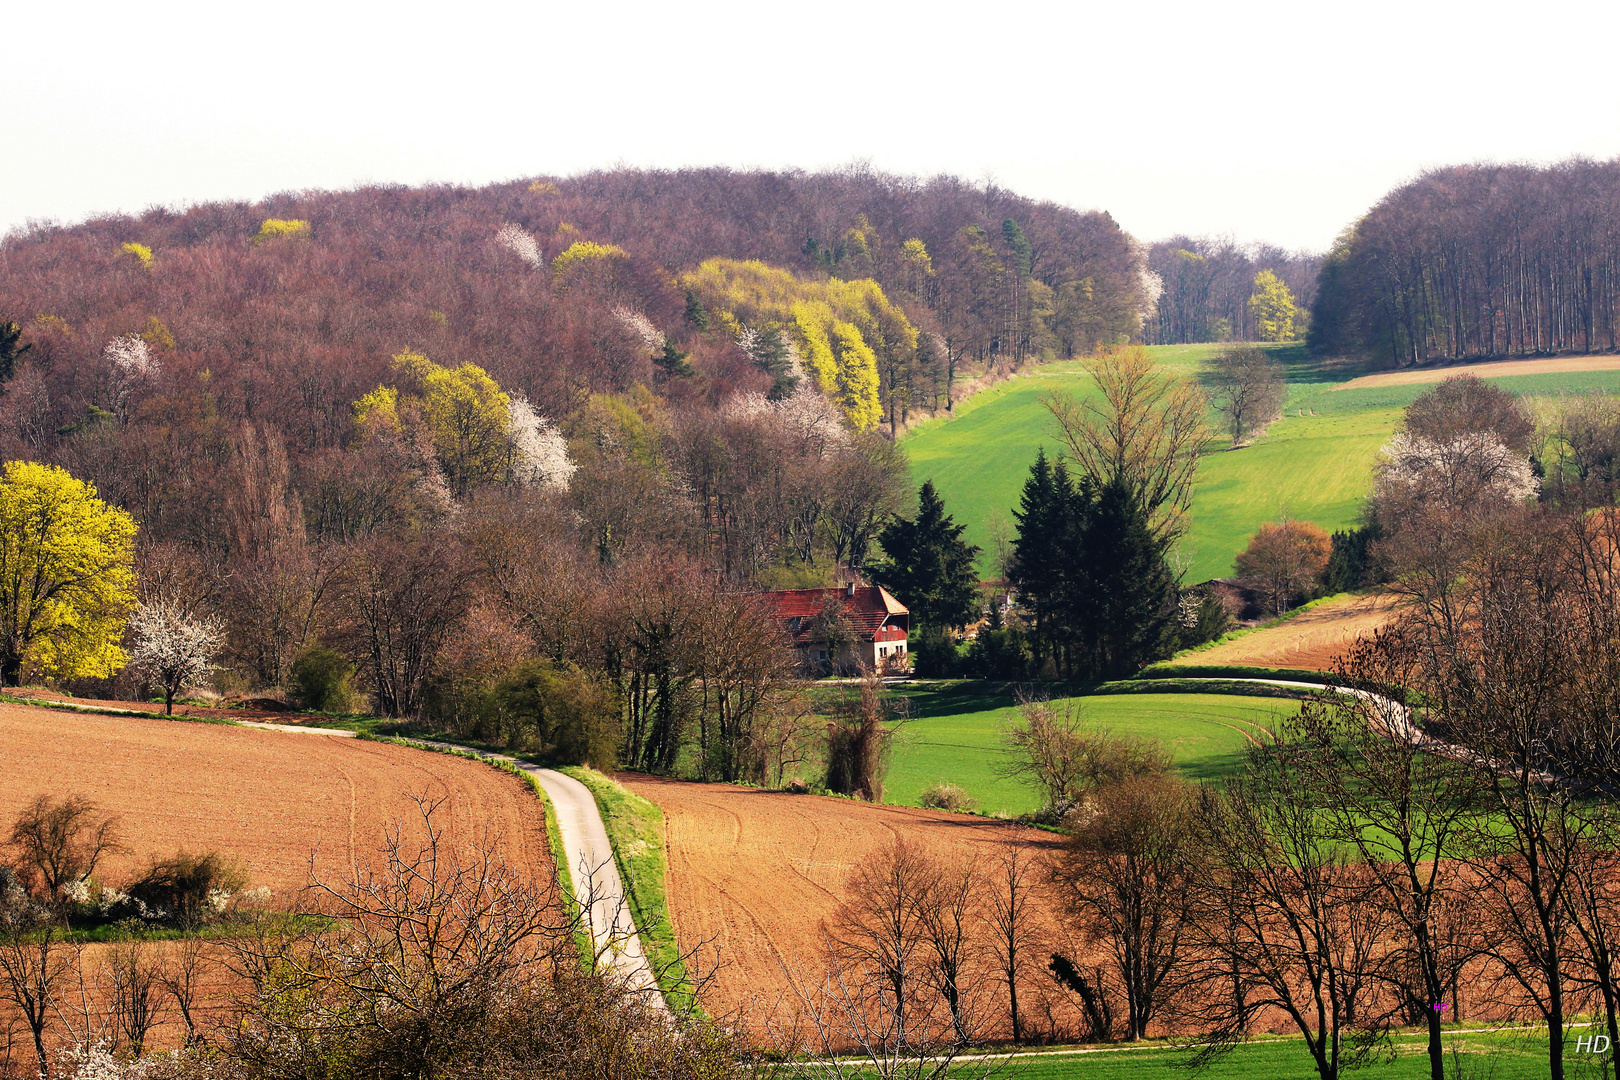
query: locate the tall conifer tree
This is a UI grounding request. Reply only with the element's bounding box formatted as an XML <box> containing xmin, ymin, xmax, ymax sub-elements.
<box><xmin>873</xmin><ymin>481</ymin><xmax>981</xmax><ymax>631</ymax></box>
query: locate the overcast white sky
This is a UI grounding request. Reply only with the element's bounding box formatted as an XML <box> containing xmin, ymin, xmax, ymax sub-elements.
<box><xmin>5</xmin><ymin>0</ymin><xmax>1618</xmax><ymax>252</ymax></box>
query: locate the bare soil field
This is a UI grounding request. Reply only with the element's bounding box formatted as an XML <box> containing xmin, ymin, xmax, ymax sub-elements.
<box><xmin>617</xmin><ymin>774</ymin><xmax>1080</xmax><ymax>1035</ymax></box>
<box><xmin>1168</xmin><ymin>592</ymin><xmax>1398</xmax><ymax>672</ymax></box>
<box><xmin>0</xmin><ymin>701</ymin><xmax>552</xmax><ymax>899</ymax></box>
<box><xmin>1334</xmin><ymin>354</ymin><xmax>1620</xmax><ymax>390</ymax></box>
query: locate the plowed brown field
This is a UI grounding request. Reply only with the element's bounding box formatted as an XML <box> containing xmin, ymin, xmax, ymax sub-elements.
<box><xmin>0</xmin><ymin>701</ymin><xmax>552</xmax><ymax>899</ymax></box>
<box><xmin>618</xmin><ymin>774</ymin><xmax>1078</xmax><ymax>1032</ymax></box>
<box><xmin>1334</xmin><ymin>354</ymin><xmax>1620</xmax><ymax>390</ymax></box>
<box><xmin>1170</xmin><ymin>592</ymin><xmax>1398</xmax><ymax>672</ymax></box>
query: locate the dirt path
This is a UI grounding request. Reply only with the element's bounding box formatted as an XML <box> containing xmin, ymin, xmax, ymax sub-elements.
<box><xmin>1334</xmin><ymin>354</ymin><xmax>1620</xmax><ymax>390</ymax></box>
<box><xmin>406</xmin><ymin>741</ymin><xmax>660</xmax><ymax>1003</ymax></box>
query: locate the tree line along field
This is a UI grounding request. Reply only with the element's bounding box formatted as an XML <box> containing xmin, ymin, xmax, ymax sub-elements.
<box><xmin>901</xmin><ymin>343</ymin><xmax>1620</xmax><ymax>583</ymax></box>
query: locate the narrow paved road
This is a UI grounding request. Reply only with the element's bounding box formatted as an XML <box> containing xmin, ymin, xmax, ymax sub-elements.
<box><xmin>408</xmin><ymin>741</ymin><xmax>663</xmax><ymax>1005</ymax></box>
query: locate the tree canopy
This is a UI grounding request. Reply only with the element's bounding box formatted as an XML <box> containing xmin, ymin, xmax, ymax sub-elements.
<box><xmin>0</xmin><ymin>461</ymin><xmax>137</xmax><ymax>685</ymax></box>
<box><xmin>872</xmin><ymin>481</ymin><xmax>981</xmax><ymax>631</ymax></box>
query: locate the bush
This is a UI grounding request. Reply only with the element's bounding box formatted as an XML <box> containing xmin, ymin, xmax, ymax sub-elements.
<box><xmin>919</xmin><ymin>782</ymin><xmax>978</xmax><ymax>813</ymax></box>
<box><xmin>491</xmin><ymin>660</ymin><xmax>621</xmax><ymax>768</ymax></box>
<box><xmin>289</xmin><ymin>646</ymin><xmax>355</xmax><ymax>713</ymax></box>
<box><xmin>125</xmin><ymin>850</ymin><xmax>247</xmax><ymax>924</ymax></box>
<box><xmin>1175</xmin><ymin>588</ymin><xmax>1235</xmax><ymax>650</ymax></box>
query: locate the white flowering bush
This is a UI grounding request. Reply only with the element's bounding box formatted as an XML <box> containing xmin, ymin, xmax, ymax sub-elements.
<box><xmin>494</xmin><ymin>223</ymin><xmax>544</xmax><ymax>270</ymax></box>
<box><xmin>104</xmin><ymin>334</ymin><xmax>159</xmax><ymax>380</ymax></box>
<box><xmin>506</xmin><ymin>396</ymin><xmax>575</xmax><ymax>490</ymax></box>
<box><xmin>61</xmin><ymin>1043</ymin><xmax>151</xmax><ymax>1080</ymax></box>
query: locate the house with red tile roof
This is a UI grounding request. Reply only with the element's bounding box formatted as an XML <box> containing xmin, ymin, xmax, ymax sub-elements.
<box><xmin>760</xmin><ymin>584</ymin><xmax>910</xmax><ymax>673</ymax></box>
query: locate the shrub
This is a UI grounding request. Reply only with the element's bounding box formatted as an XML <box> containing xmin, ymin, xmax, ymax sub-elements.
<box><xmin>491</xmin><ymin>659</ymin><xmax>621</xmax><ymax>768</ymax></box>
<box><xmin>289</xmin><ymin>646</ymin><xmax>355</xmax><ymax>713</ymax></box>
<box><xmin>919</xmin><ymin>782</ymin><xmax>978</xmax><ymax>813</ymax></box>
<box><xmin>125</xmin><ymin>851</ymin><xmax>246</xmax><ymax>924</ymax></box>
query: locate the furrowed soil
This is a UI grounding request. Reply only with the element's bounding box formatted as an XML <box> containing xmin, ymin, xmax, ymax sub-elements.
<box><xmin>1169</xmin><ymin>592</ymin><xmax>1398</xmax><ymax>672</ymax></box>
<box><xmin>617</xmin><ymin>774</ymin><xmax>1083</xmax><ymax>1036</ymax></box>
<box><xmin>0</xmin><ymin>700</ymin><xmax>554</xmax><ymax>898</ymax></box>
<box><xmin>0</xmin><ymin>700</ymin><xmax>559</xmax><ymax>1059</ymax></box>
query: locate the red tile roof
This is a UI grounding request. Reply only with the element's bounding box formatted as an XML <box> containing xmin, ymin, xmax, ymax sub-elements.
<box><xmin>760</xmin><ymin>586</ymin><xmax>909</xmax><ymax>644</ymax></box>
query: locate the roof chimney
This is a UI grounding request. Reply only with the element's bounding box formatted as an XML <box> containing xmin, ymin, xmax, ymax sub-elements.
<box><xmin>847</xmin><ymin>580</ymin><xmax>856</xmax><ymax>597</ymax></box>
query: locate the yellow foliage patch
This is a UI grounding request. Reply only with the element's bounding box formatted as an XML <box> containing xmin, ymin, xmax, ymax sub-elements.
<box><xmin>121</xmin><ymin>242</ymin><xmax>154</xmax><ymax>269</ymax></box>
<box><xmin>551</xmin><ymin>240</ymin><xmax>629</xmax><ymax>276</ymax></box>
<box><xmin>256</xmin><ymin>218</ymin><xmax>312</xmax><ymax>242</ymax></box>
<box><xmin>0</xmin><ymin>461</ymin><xmax>137</xmax><ymax>682</ymax></box>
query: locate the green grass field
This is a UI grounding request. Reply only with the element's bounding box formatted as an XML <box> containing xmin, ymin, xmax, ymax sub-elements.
<box><xmin>900</xmin><ymin>345</ymin><xmax>1620</xmax><ymax>583</ymax></box>
<box><xmin>880</xmin><ymin>683</ymin><xmax>1297</xmax><ymax>816</ymax></box>
<box><xmin>982</xmin><ymin>1026</ymin><xmax>1588</xmax><ymax>1079</ymax></box>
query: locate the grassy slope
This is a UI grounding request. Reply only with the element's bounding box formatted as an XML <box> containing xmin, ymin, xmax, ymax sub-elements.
<box><xmin>882</xmin><ymin>684</ymin><xmax>1298</xmax><ymax>816</ymax></box>
<box><xmin>901</xmin><ymin>346</ymin><xmax>1620</xmax><ymax>584</ymax></box>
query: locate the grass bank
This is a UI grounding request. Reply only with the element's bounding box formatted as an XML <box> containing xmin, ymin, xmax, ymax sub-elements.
<box><xmin>556</xmin><ymin>765</ymin><xmax>691</xmax><ymax>1011</ymax></box>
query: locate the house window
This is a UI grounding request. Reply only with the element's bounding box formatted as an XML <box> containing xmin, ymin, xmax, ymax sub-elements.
<box><xmin>788</xmin><ymin>616</ymin><xmax>803</xmax><ymax>632</ymax></box>
<box><xmin>817</xmin><ymin>649</ymin><xmax>828</xmax><ymax>661</ymax></box>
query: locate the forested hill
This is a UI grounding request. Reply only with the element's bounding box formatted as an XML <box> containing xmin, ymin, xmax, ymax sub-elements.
<box><xmin>0</xmin><ymin>167</ymin><xmax>1146</xmax><ymax>449</ymax></box>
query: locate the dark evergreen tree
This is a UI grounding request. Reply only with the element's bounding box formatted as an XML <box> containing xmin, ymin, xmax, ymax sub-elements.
<box><xmin>1072</xmin><ymin>476</ymin><xmax>1176</xmax><ymax>678</ymax></box>
<box><xmin>872</xmin><ymin>480</ymin><xmax>981</xmax><ymax>631</ymax></box>
<box><xmin>1009</xmin><ymin>449</ymin><xmax>1079</xmax><ymax>669</ymax></box>
<box><xmin>654</xmin><ymin>339</ymin><xmax>694</xmax><ymax>378</ymax></box>
<box><xmin>0</xmin><ymin>320</ymin><xmax>31</xmax><ymax>386</ymax></box>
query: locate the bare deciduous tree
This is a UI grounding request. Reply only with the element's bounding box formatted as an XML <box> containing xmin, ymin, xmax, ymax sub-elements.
<box><xmin>1042</xmin><ymin>344</ymin><xmax>1207</xmax><ymax>541</ymax></box>
<box><xmin>1050</xmin><ymin>774</ymin><xmax>1201</xmax><ymax>1041</ymax></box>
<box><xmin>1208</xmin><ymin>346</ymin><xmax>1285</xmax><ymax>446</ymax></box>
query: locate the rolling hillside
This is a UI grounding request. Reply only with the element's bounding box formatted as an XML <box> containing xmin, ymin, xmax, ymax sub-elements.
<box><xmin>901</xmin><ymin>346</ymin><xmax>1620</xmax><ymax>583</ymax></box>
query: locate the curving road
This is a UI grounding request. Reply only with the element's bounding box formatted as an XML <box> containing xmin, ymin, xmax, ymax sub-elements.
<box><xmin>406</xmin><ymin>741</ymin><xmax>663</xmax><ymax>1005</ymax></box>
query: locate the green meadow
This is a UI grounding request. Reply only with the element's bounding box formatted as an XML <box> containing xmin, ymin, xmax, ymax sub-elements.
<box><xmin>879</xmin><ymin>683</ymin><xmax>1298</xmax><ymax>816</ymax></box>
<box><xmin>975</xmin><ymin>1025</ymin><xmax>1582</xmax><ymax>1079</ymax></box>
<box><xmin>899</xmin><ymin>345</ymin><xmax>1620</xmax><ymax>584</ymax></box>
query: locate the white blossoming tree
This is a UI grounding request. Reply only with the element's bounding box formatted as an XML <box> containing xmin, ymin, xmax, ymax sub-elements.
<box><xmin>129</xmin><ymin>601</ymin><xmax>224</xmax><ymax>715</ymax></box>
<box><xmin>494</xmin><ymin>223</ymin><xmax>545</xmax><ymax>271</ymax></box>
<box><xmin>104</xmin><ymin>334</ymin><xmax>160</xmax><ymax>418</ymax></box>
<box><xmin>610</xmin><ymin>305</ymin><xmax>665</xmax><ymax>352</ymax></box>
<box><xmin>507</xmin><ymin>395</ymin><xmax>576</xmax><ymax>490</ymax></box>
<box><xmin>1376</xmin><ymin>431</ymin><xmax>1540</xmax><ymax>508</ymax></box>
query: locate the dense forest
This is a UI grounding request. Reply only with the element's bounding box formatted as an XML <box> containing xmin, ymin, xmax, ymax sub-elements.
<box><xmin>1141</xmin><ymin>237</ymin><xmax>1320</xmax><ymax>345</ymax></box>
<box><xmin>1311</xmin><ymin>158</ymin><xmax>1620</xmax><ymax>364</ymax></box>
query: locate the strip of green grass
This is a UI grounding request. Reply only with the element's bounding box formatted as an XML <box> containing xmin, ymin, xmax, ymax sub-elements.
<box><xmin>881</xmin><ymin>688</ymin><xmax>1299</xmax><ymax>816</ymax></box>
<box><xmin>995</xmin><ymin>1026</ymin><xmax>1571</xmax><ymax>1079</ymax></box>
<box><xmin>555</xmin><ymin>766</ymin><xmax>692</xmax><ymax>1012</ymax></box>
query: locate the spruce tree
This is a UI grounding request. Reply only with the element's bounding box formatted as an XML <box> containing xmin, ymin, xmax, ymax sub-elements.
<box><xmin>1072</xmin><ymin>476</ymin><xmax>1176</xmax><ymax>678</ymax></box>
<box><xmin>1010</xmin><ymin>449</ymin><xmax>1079</xmax><ymax>669</ymax></box>
<box><xmin>0</xmin><ymin>320</ymin><xmax>31</xmax><ymax>386</ymax></box>
<box><xmin>873</xmin><ymin>481</ymin><xmax>981</xmax><ymax>631</ymax></box>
